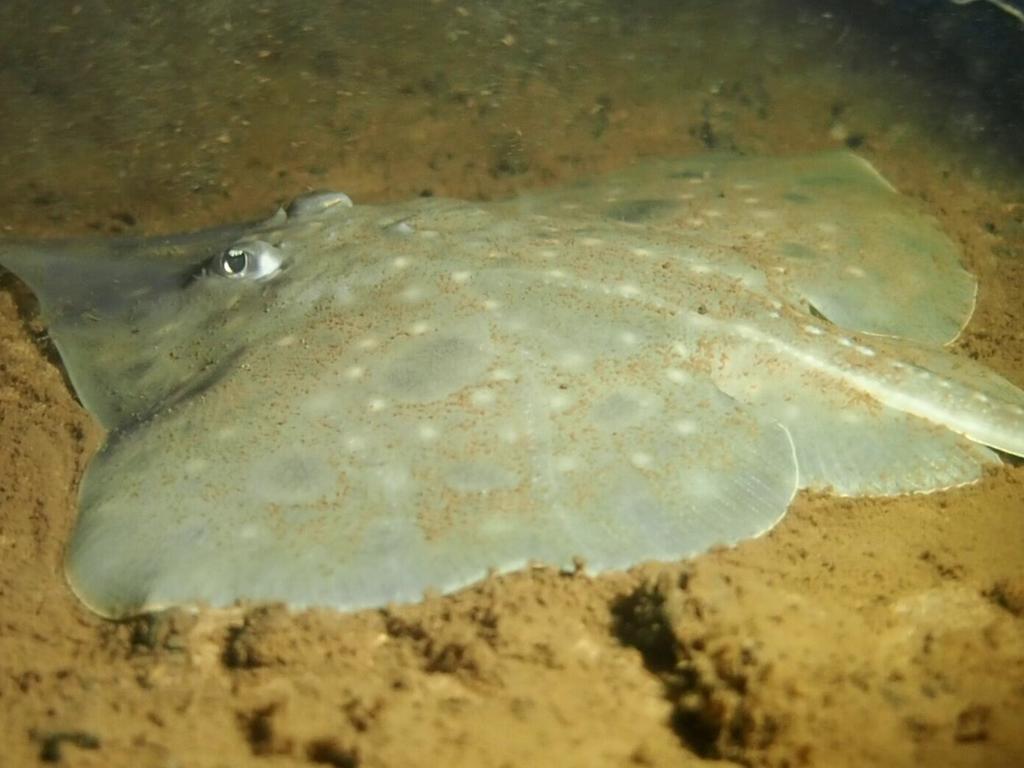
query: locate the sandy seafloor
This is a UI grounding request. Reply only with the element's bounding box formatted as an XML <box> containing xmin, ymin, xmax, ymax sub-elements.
<box><xmin>1</xmin><ymin>1</ymin><xmax>1023</xmax><ymax>766</ymax></box>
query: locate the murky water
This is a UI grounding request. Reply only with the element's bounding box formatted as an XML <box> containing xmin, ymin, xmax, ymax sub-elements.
<box><xmin>1</xmin><ymin>0</ymin><xmax>1021</xmax><ymax>236</ymax></box>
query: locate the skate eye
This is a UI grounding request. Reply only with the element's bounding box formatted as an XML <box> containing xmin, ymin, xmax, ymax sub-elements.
<box><xmin>210</xmin><ymin>241</ymin><xmax>282</xmax><ymax>280</ymax></box>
